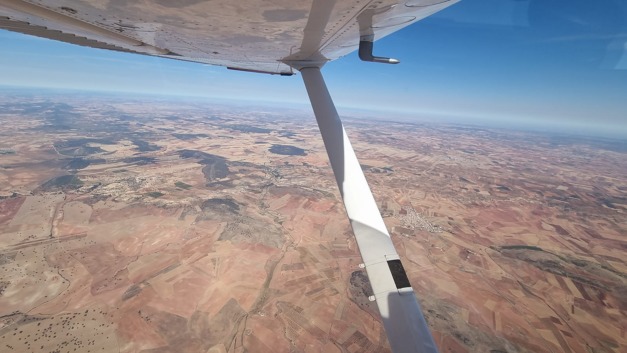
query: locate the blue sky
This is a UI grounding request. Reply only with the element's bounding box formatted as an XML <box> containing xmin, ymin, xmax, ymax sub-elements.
<box><xmin>1</xmin><ymin>0</ymin><xmax>626</xmax><ymax>137</ymax></box>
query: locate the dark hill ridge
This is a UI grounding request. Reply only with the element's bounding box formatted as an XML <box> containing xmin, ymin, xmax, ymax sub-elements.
<box><xmin>54</xmin><ymin>138</ymin><xmax>117</xmax><ymax>148</ymax></box>
<box><xmin>178</xmin><ymin>149</ymin><xmax>224</xmax><ymax>161</ymax></box>
<box><xmin>172</xmin><ymin>133</ymin><xmax>210</xmax><ymax>140</ymax></box>
<box><xmin>201</xmin><ymin>198</ymin><xmax>240</xmax><ymax>214</ymax></box>
<box><xmin>178</xmin><ymin>149</ymin><xmax>229</xmax><ymax>181</ymax></box>
<box><xmin>39</xmin><ymin>175</ymin><xmax>83</xmax><ymax>191</ymax></box>
<box><xmin>122</xmin><ymin>156</ymin><xmax>157</xmax><ymax>165</ymax></box>
<box><xmin>64</xmin><ymin>158</ymin><xmax>91</xmax><ymax>170</ymax></box>
<box><xmin>495</xmin><ymin>245</ymin><xmax>627</xmax><ymax>304</ymax></box>
<box><xmin>54</xmin><ymin>138</ymin><xmax>115</xmax><ymax>157</ymax></box>
<box><xmin>55</xmin><ymin>146</ymin><xmax>106</xmax><ymax>157</ymax></box>
<box><xmin>195</xmin><ymin>197</ymin><xmax>284</xmax><ymax>248</ymax></box>
<box><xmin>269</xmin><ymin>144</ymin><xmax>306</xmax><ymax>156</ymax></box>
<box><xmin>201</xmin><ymin>162</ymin><xmax>229</xmax><ymax>181</ymax></box>
<box><xmin>63</xmin><ymin>158</ymin><xmax>107</xmax><ymax>170</ymax></box>
<box><xmin>178</xmin><ymin>150</ymin><xmax>229</xmax><ymax>182</ymax></box>
<box><xmin>132</xmin><ymin>139</ymin><xmax>160</xmax><ymax>152</ymax></box>
<box><xmin>226</xmin><ymin>124</ymin><xmax>272</xmax><ymax>133</ymax></box>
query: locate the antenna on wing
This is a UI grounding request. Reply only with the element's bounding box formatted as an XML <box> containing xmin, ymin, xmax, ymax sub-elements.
<box><xmin>359</xmin><ymin>35</ymin><xmax>400</xmax><ymax>64</ymax></box>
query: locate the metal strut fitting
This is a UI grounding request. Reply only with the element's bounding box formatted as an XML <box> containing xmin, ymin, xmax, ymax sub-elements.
<box><xmin>358</xmin><ymin>36</ymin><xmax>400</xmax><ymax>64</ymax></box>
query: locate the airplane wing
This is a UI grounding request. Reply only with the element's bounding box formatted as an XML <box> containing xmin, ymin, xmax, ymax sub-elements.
<box><xmin>0</xmin><ymin>0</ymin><xmax>458</xmax><ymax>74</ymax></box>
<box><xmin>1</xmin><ymin>1</ymin><xmax>461</xmax><ymax>353</ymax></box>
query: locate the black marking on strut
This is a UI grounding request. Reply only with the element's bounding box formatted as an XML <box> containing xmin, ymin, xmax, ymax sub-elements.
<box><xmin>387</xmin><ymin>259</ymin><xmax>411</xmax><ymax>289</ymax></box>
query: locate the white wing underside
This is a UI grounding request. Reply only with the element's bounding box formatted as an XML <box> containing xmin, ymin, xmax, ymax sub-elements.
<box><xmin>0</xmin><ymin>0</ymin><xmax>458</xmax><ymax>74</ymax></box>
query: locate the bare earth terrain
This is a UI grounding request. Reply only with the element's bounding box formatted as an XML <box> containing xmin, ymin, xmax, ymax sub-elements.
<box><xmin>0</xmin><ymin>91</ymin><xmax>625</xmax><ymax>353</ymax></box>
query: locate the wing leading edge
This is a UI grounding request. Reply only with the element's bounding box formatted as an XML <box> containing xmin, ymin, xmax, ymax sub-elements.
<box><xmin>0</xmin><ymin>0</ymin><xmax>458</xmax><ymax>73</ymax></box>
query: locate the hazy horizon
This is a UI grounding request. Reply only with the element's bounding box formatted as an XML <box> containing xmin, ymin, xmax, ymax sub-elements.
<box><xmin>2</xmin><ymin>84</ymin><xmax>626</xmax><ymax>141</ymax></box>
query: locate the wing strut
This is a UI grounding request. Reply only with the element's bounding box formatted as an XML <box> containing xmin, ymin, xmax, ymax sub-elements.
<box><xmin>300</xmin><ymin>66</ymin><xmax>439</xmax><ymax>353</ymax></box>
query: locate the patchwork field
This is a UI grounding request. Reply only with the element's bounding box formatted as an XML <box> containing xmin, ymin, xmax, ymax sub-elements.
<box><xmin>0</xmin><ymin>91</ymin><xmax>625</xmax><ymax>353</ymax></box>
